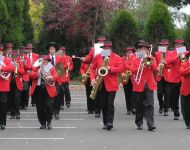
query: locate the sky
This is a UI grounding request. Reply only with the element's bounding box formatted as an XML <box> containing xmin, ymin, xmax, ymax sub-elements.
<box><xmin>180</xmin><ymin>4</ymin><xmax>190</xmax><ymax>15</ymax></box>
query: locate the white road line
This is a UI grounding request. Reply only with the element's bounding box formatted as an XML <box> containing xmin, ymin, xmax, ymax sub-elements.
<box><xmin>6</xmin><ymin>127</ymin><xmax>77</xmax><ymax>129</ymax></box>
<box><xmin>8</xmin><ymin>119</ymin><xmax>84</xmax><ymax>121</ymax></box>
<box><xmin>25</xmin><ymin>106</ymin><xmax>86</xmax><ymax>109</ymax></box>
<box><xmin>19</xmin><ymin>112</ymin><xmax>87</xmax><ymax>114</ymax></box>
<box><xmin>0</xmin><ymin>138</ymin><xmax>65</xmax><ymax>140</ymax></box>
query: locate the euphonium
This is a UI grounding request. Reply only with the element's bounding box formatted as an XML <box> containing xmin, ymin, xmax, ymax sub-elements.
<box><xmin>123</xmin><ymin>70</ymin><xmax>132</xmax><ymax>83</ymax></box>
<box><xmin>90</xmin><ymin>57</ymin><xmax>110</xmax><ymax>100</ymax></box>
<box><xmin>158</xmin><ymin>53</ymin><xmax>165</xmax><ymax>75</ymax></box>
<box><xmin>40</xmin><ymin>67</ymin><xmax>55</xmax><ymax>86</ymax></box>
<box><xmin>82</xmin><ymin>64</ymin><xmax>91</xmax><ymax>85</ymax></box>
<box><xmin>0</xmin><ymin>57</ymin><xmax>11</xmax><ymax>80</ymax></box>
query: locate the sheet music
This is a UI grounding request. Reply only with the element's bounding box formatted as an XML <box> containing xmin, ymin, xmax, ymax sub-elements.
<box><xmin>43</xmin><ymin>62</ymin><xmax>53</xmax><ymax>73</ymax></box>
<box><xmin>135</xmin><ymin>51</ymin><xmax>145</xmax><ymax>58</ymax></box>
<box><xmin>101</xmin><ymin>49</ymin><xmax>111</xmax><ymax>57</ymax></box>
<box><xmin>94</xmin><ymin>43</ymin><xmax>103</xmax><ymax>57</ymax></box>
<box><xmin>158</xmin><ymin>46</ymin><xmax>167</xmax><ymax>53</ymax></box>
<box><xmin>176</xmin><ymin>46</ymin><xmax>187</xmax><ymax>54</ymax></box>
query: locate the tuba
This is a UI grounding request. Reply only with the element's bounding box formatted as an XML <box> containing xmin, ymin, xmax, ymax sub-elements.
<box><xmin>0</xmin><ymin>56</ymin><xmax>11</xmax><ymax>80</ymax></box>
<box><xmin>90</xmin><ymin>57</ymin><xmax>110</xmax><ymax>100</ymax></box>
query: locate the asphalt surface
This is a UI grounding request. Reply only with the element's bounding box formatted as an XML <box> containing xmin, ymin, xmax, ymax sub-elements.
<box><xmin>0</xmin><ymin>85</ymin><xmax>190</xmax><ymax>150</ymax></box>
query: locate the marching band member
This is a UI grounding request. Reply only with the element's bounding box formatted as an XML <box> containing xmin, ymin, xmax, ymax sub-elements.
<box><xmin>30</xmin><ymin>55</ymin><xmax>58</xmax><ymax>130</ymax></box>
<box><xmin>20</xmin><ymin>46</ymin><xmax>32</xmax><ymax>110</ymax></box>
<box><xmin>26</xmin><ymin>43</ymin><xmax>39</xmax><ymax>107</ymax></box>
<box><xmin>0</xmin><ymin>44</ymin><xmax>14</xmax><ymax>129</ymax></box>
<box><xmin>121</xmin><ymin>46</ymin><xmax>136</xmax><ymax>115</ymax></box>
<box><xmin>82</xmin><ymin>36</ymin><xmax>106</xmax><ymax>118</ymax></box>
<box><xmin>80</xmin><ymin>60</ymin><xmax>95</xmax><ymax>114</ymax></box>
<box><xmin>90</xmin><ymin>41</ymin><xmax>123</xmax><ymax>130</ymax></box>
<box><xmin>60</xmin><ymin>47</ymin><xmax>73</xmax><ymax>108</ymax></box>
<box><xmin>131</xmin><ymin>41</ymin><xmax>157</xmax><ymax>131</ymax></box>
<box><xmin>9</xmin><ymin>50</ymin><xmax>25</xmax><ymax>119</ymax></box>
<box><xmin>48</xmin><ymin>42</ymin><xmax>62</xmax><ymax>120</ymax></box>
<box><xmin>155</xmin><ymin>39</ymin><xmax>171</xmax><ymax>116</ymax></box>
<box><xmin>165</xmin><ymin>40</ymin><xmax>184</xmax><ymax>120</ymax></box>
<box><xmin>179</xmin><ymin>51</ymin><xmax>190</xmax><ymax>129</ymax></box>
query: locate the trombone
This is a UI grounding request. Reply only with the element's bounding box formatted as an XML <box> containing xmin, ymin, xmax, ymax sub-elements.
<box><xmin>135</xmin><ymin>45</ymin><xmax>153</xmax><ymax>85</ymax></box>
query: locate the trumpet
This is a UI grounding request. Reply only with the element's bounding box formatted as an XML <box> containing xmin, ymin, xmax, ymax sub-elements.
<box><xmin>158</xmin><ymin>53</ymin><xmax>165</xmax><ymax>75</ymax></box>
<box><xmin>90</xmin><ymin>57</ymin><xmax>110</xmax><ymax>100</ymax></box>
<box><xmin>123</xmin><ymin>70</ymin><xmax>132</xmax><ymax>83</ymax></box>
<box><xmin>66</xmin><ymin>59</ymin><xmax>70</xmax><ymax>78</ymax></box>
<box><xmin>72</xmin><ymin>55</ymin><xmax>82</xmax><ymax>60</ymax></box>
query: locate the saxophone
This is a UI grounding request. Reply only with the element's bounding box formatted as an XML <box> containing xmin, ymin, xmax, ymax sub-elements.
<box><xmin>82</xmin><ymin>64</ymin><xmax>92</xmax><ymax>85</ymax></box>
<box><xmin>123</xmin><ymin>57</ymin><xmax>132</xmax><ymax>83</ymax></box>
<box><xmin>90</xmin><ymin>57</ymin><xmax>110</xmax><ymax>100</ymax></box>
<box><xmin>158</xmin><ymin>53</ymin><xmax>165</xmax><ymax>75</ymax></box>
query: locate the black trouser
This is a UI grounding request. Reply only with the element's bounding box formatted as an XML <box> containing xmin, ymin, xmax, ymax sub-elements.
<box><xmin>95</xmin><ymin>91</ymin><xmax>101</xmax><ymax>114</ymax></box>
<box><xmin>100</xmin><ymin>82</ymin><xmax>116</xmax><ymax>125</ymax></box>
<box><xmin>123</xmin><ymin>79</ymin><xmax>134</xmax><ymax>111</ymax></box>
<box><xmin>53</xmin><ymin>83</ymin><xmax>61</xmax><ymax>114</ymax></box>
<box><xmin>181</xmin><ymin>94</ymin><xmax>190</xmax><ymax>126</ymax></box>
<box><xmin>8</xmin><ymin>80</ymin><xmax>21</xmax><ymax>116</ymax></box>
<box><xmin>134</xmin><ymin>84</ymin><xmax>154</xmax><ymax>127</ymax></box>
<box><xmin>35</xmin><ymin>86</ymin><xmax>54</xmax><ymax>126</ymax></box>
<box><xmin>30</xmin><ymin>80</ymin><xmax>36</xmax><ymax>105</ymax></box>
<box><xmin>61</xmin><ymin>82</ymin><xmax>71</xmax><ymax>105</ymax></box>
<box><xmin>169</xmin><ymin>82</ymin><xmax>181</xmax><ymax>117</ymax></box>
<box><xmin>21</xmin><ymin>81</ymin><xmax>29</xmax><ymax>108</ymax></box>
<box><xmin>0</xmin><ymin>92</ymin><xmax>7</xmax><ymax>126</ymax></box>
<box><xmin>157</xmin><ymin>77</ymin><xmax>171</xmax><ymax>112</ymax></box>
<box><xmin>85</xmin><ymin>79</ymin><xmax>95</xmax><ymax>112</ymax></box>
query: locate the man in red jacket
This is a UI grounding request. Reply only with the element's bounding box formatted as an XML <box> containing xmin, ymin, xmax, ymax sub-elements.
<box><xmin>48</xmin><ymin>42</ymin><xmax>62</xmax><ymax>119</ymax></box>
<box><xmin>60</xmin><ymin>47</ymin><xmax>73</xmax><ymax>108</ymax></box>
<box><xmin>155</xmin><ymin>39</ymin><xmax>171</xmax><ymax>116</ymax></box>
<box><xmin>121</xmin><ymin>46</ymin><xmax>136</xmax><ymax>115</ymax></box>
<box><xmin>131</xmin><ymin>41</ymin><xmax>157</xmax><ymax>131</ymax></box>
<box><xmin>9</xmin><ymin>50</ymin><xmax>25</xmax><ymax>119</ymax></box>
<box><xmin>80</xmin><ymin>55</ymin><xmax>95</xmax><ymax>114</ymax></box>
<box><xmin>179</xmin><ymin>51</ymin><xmax>190</xmax><ymax>129</ymax></box>
<box><xmin>82</xmin><ymin>36</ymin><xmax>106</xmax><ymax>118</ymax></box>
<box><xmin>25</xmin><ymin>43</ymin><xmax>39</xmax><ymax>107</ymax></box>
<box><xmin>30</xmin><ymin>55</ymin><xmax>58</xmax><ymax>130</ymax></box>
<box><xmin>0</xmin><ymin>44</ymin><xmax>15</xmax><ymax>129</ymax></box>
<box><xmin>90</xmin><ymin>41</ymin><xmax>123</xmax><ymax>130</ymax></box>
<box><xmin>165</xmin><ymin>40</ymin><xmax>184</xmax><ymax>120</ymax></box>
<box><xmin>20</xmin><ymin>46</ymin><xmax>32</xmax><ymax>110</ymax></box>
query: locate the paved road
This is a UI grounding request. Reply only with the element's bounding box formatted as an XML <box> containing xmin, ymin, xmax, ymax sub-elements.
<box><xmin>0</xmin><ymin>85</ymin><xmax>190</xmax><ymax>150</ymax></box>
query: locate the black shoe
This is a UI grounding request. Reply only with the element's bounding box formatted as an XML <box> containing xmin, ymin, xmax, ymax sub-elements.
<box><xmin>7</xmin><ymin>111</ymin><xmax>11</xmax><ymax>115</ymax></box>
<box><xmin>40</xmin><ymin>125</ymin><xmax>46</xmax><ymax>129</ymax></box>
<box><xmin>1</xmin><ymin>125</ymin><xmax>5</xmax><ymax>130</ymax></box>
<box><xmin>10</xmin><ymin>116</ymin><xmax>15</xmax><ymax>119</ymax></box>
<box><xmin>66</xmin><ymin>103</ymin><xmax>70</xmax><ymax>108</ymax></box>
<box><xmin>16</xmin><ymin>115</ymin><xmax>20</xmax><ymax>119</ymax></box>
<box><xmin>47</xmin><ymin>123</ymin><xmax>52</xmax><ymax>130</ymax></box>
<box><xmin>174</xmin><ymin>116</ymin><xmax>179</xmax><ymax>120</ymax></box>
<box><xmin>159</xmin><ymin>108</ymin><xmax>163</xmax><ymax>114</ymax></box>
<box><xmin>95</xmin><ymin>113</ymin><xmax>100</xmax><ymax>118</ymax></box>
<box><xmin>32</xmin><ymin>104</ymin><xmax>36</xmax><ymax>107</ymax></box>
<box><xmin>186</xmin><ymin>125</ymin><xmax>190</xmax><ymax>129</ymax></box>
<box><xmin>88</xmin><ymin>111</ymin><xmax>93</xmax><ymax>114</ymax></box>
<box><xmin>54</xmin><ymin>114</ymin><xmax>60</xmax><ymax>120</ymax></box>
<box><xmin>148</xmin><ymin>126</ymin><xmax>156</xmax><ymax>131</ymax></box>
<box><xmin>137</xmin><ymin>125</ymin><xmax>143</xmax><ymax>130</ymax></box>
<box><xmin>131</xmin><ymin>109</ymin><xmax>136</xmax><ymax>114</ymax></box>
<box><xmin>102</xmin><ymin>125</ymin><xmax>108</xmax><ymax>130</ymax></box>
<box><xmin>127</xmin><ymin>110</ymin><xmax>131</xmax><ymax>115</ymax></box>
<box><xmin>107</xmin><ymin>123</ymin><xmax>113</xmax><ymax>130</ymax></box>
<box><xmin>164</xmin><ymin>111</ymin><xmax>168</xmax><ymax>116</ymax></box>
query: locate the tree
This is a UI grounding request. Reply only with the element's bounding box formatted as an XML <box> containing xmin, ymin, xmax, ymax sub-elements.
<box><xmin>184</xmin><ymin>17</ymin><xmax>190</xmax><ymax>49</ymax></box>
<box><xmin>23</xmin><ymin>0</ymin><xmax>34</xmax><ymax>44</ymax></box>
<box><xmin>2</xmin><ymin>0</ymin><xmax>24</xmax><ymax>47</ymax></box>
<box><xmin>108</xmin><ymin>10</ymin><xmax>139</xmax><ymax>55</ymax></box>
<box><xmin>0</xmin><ymin>0</ymin><xmax>9</xmax><ymax>43</ymax></box>
<box><xmin>146</xmin><ymin>2</ymin><xmax>176</xmax><ymax>49</ymax></box>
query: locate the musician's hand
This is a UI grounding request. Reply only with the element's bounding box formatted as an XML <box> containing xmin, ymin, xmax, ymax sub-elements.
<box><xmin>121</xmin><ymin>73</ymin><xmax>125</xmax><ymax>78</ymax></box>
<box><xmin>45</xmin><ymin>75</ymin><xmax>53</xmax><ymax>81</ymax></box>
<box><xmin>91</xmin><ymin>79</ymin><xmax>95</xmax><ymax>86</ymax></box>
<box><xmin>81</xmin><ymin>57</ymin><xmax>86</xmax><ymax>61</ymax></box>
<box><xmin>106</xmin><ymin>66</ymin><xmax>110</xmax><ymax>71</ymax></box>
